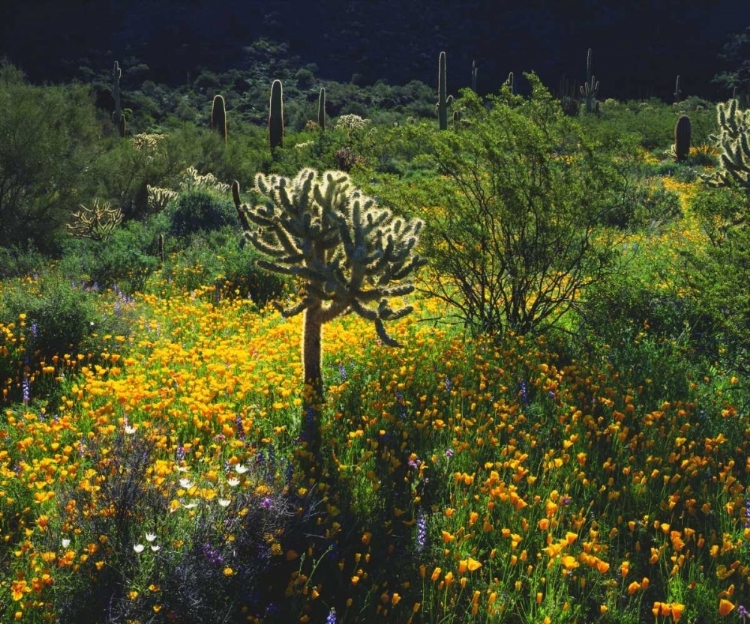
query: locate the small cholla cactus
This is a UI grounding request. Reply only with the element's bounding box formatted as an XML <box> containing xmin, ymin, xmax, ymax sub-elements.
<box><xmin>67</xmin><ymin>199</ymin><xmax>123</xmax><ymax>242</ymax></box>
<box><xmin>179</xmin><ymin>166</ymin><xmax>230</xmax><ymax>194</ymax></box>
<box><xmin>335</xmin><ymin>114</ymin><xmax>371</xmax><ymax>138</ymax></box>
<box><xmin>146</xmin><ymin>185</ymin><xmax>178</xmax><ymax>212</ymax></box>
<box><xmin>132</xmin><ymin>133</ymin><xmax>165</xmax><ymax>152</ymax></box>
<box><xmin>232</xmin><ymin>169</ymin><xmax>426</xmax><ymax>453</ymax></box>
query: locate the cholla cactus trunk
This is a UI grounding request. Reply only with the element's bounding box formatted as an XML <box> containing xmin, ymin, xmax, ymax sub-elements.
<box><xmin>211</xmin><ymin>95</ymin><xmax>227</xmax><ymax>144</ymax></box>
<box><xmin>317</xmin><ymin>87</ymin><xmax>326</xmax><ymax>131</ymax></box>
<box><xmin>232</xmin><ymin>170</ymin><xmax>426</xmax><ymax>458</ymax></box>
<box><xmin>269</xmin><ymin>80</ymin><xmax>284</xmax><ymax>150</ymax></box>
<box><xmin>437</xmin><ymin>51</ymin><xmax>453</xmax><ymax>130</ymax></box>
<box><xmin>674</xmin><ymin>115</ymin><xmax>691</xmax><ymax>161</ymax></box>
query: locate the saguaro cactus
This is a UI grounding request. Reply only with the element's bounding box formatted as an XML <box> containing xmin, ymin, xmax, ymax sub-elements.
<box><xmin>317</xmin><ymin>87</ymin><xmax>326</xmax><ymax>131</ymax></box>
<box><xmin>437</xmin><ymin>51</ymin><xmax>453</xmax><ymax>130</ymax></box>
<box><xmin>232</xmin><ymin>169</ymin><xmax>426</xmax><ymax>454</ymax></box>
<box><xmin>580</xmin><ymin>48</ymin><xmax>599</xmax><ymax>113</ymax></box>
<box><xmin>112</xmin><ymin>61</ymin><xmax>124</xmax><ymax>137</ymax></box>
<box><xmin>211</xmin><ymin>94</ymin><xmax>227</xmax><ymax>144</ymax></box>
<box><xmin>673</xmin><ymin>114</ymin><xmax>692</xmax><ymax>161</ymax></box>
<box><xmin>674</xmin><ymin>75</ymin><xmax>682</xmax><ymax>104</ymax></box>
<box><xmin>269</xmin><ymin>79</ymin><xmax>284</xmax><ymax>150</ymax></box>
<box><xmin>504</xmin><ymin>71</ymin><xmax>515</xmax><ymax>94</ymax></box>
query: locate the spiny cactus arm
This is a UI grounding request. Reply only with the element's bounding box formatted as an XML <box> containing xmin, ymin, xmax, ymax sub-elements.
<box><xmin>375</xmin><ymin>318</ymin><xmax>403</xmax><ymax>348</ymax></box>
<box><xmin>273</xmin><ymin>298</ymin><xmax>313</xmax><ymax>318</ymax></box>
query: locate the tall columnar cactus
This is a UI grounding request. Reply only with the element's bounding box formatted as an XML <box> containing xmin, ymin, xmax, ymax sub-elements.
<box><xmin>674</xmin><ymin>75</ymin><xmax>682</xmax><ymax>103</ymax></box>
<box><xmin>672</xmin><ymin>115</ymin><xmax>692</xmax><ymax>161</ymax></box>
<box><xmin>504</xmin><ymin>71</ymin><xmax>515</xmax><ymax>94</ymax></box>
<box><xmin>211</xmin><ymin>94</ymin><xmax>227</xmax><ymax>144</ymax></box>
<box><xmin>232</xmin><ymin>169</ymin><xmax>426</xmax><ymax>454</ymax></box>
<box><xmin>703</xmin><ymin>99</ymin><xmax>750</xmax><ymax>191</ymax></box>
<box><xmin>112</xmin><ymin>61</ymin><xmax>124</xmax><ymax>137</ymax></box>
<box><xmin>317</xmin><ymin>87</ymin><xmax>326</xmax><ymax>131</ymax></box>
<box><xmin>268</xmin><ymin>79</ymin><xmax>284</xmax><ymax>150</ymax></box>
<box><xmin>580</xmin><ymin>48</ymin><xmax>599</xmax><ymax>113</ymax></box>
<box><xmin>471</xmin><ymin>60</ymin><xmax>478</xmax><ymax>93</ymax></box>
<box><xmin>437</xmin><ymin>51</ymin><xmax>453</xmax><ymax>130</ymax></box>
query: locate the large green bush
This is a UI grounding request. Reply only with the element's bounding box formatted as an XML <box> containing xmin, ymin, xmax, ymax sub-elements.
<box><xmin>0</xmin><ymin>62</ymin><xmax>101</xmax><ymax>252</ymax></box>
<box><xmin>375</xmin><ymin>75</ymin><xmax>625</xmax><ymax>337</ymax></box>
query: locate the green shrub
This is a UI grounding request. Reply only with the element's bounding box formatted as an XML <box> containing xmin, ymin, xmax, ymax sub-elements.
<box><xmin>60</xmin><ymin>214</ymin><xmax>167</xmax><ymax>294</ymax></box>
<box><xmin>166</xmin><ymin>189</ymin><xmax>238</xmax><ymax>239</ymax></box>
<box><xmin>154</xmin><ymin>227</ymin><xmax>288</xmax><ymax>308</ymax></box>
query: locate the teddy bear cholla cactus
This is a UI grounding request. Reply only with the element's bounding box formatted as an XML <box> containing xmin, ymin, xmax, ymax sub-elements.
<box><xmin>232</xmin><ymin>168</ymin><xmax>426</xmax><ymax>395</ymax></box>
<box><xmin>702</xmin><ymin>99</ymin><xmax>750</xmax><ymax>190</ymax></box>
<box><xmin>66</xmin><ymin>199</ymin><xmax>123</xmax><ymax>242</ymax></box>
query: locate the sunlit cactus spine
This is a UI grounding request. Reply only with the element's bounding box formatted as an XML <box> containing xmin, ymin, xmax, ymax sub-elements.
<box><xmin>211</xmin><ymin>94</ymin><xmax>227</xmax><ymax>144</ymax></box>
<box><xmin>232</xmin><ymin>169</ymin><xmax>426</xmax><ymax>456</ymax></box>
<box><xmin>580</xmin><ymin>48</ymin><xmax>599</xmax><ymax>113</ymax></box>
<box><xmin>436</xmin><ymin>51</ymin><xmax>453</xmax><ymax>130</ymax></box>
<box><xmin>317</xmin><ymin>87</ymin><xmax>326</xmax><ymax>131</ymax></box>
<box><xmin>674</xmin><ymin>75</ymin><xmax>682</xmax><ymax>103</ymax></box>
<box><xmin>112</xmin><ymin>61</ymin><xmax>124</xmax><ymax>136</ymax></box>
<box><xmin>268</xmin><ymin>80</ymin><xmax>284</xmax><ymax>150</ymax></box>
<box><xmin>673</xmin><ymin>114</ymin><xmax>692</xmax><ymax>161</ymax></box>
<box><xmin>471</xmin><ymin>60</ymin><xmax>478</xmax><ymax>93</ymax></box>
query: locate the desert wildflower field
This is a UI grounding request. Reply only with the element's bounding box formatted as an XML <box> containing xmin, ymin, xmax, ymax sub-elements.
<box><xmin>2</xmin><ymin>58</ymin><xmax>750</xmax><ymax>623</ymax></box>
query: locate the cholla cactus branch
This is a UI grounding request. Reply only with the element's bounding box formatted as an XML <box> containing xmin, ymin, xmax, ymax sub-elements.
<box><xmin>67</xmin><ymin>199</ymin><xmax>123</xmax><ymax>242</ymax></box>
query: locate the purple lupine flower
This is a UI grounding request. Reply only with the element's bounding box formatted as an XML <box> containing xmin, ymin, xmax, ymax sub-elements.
<box><xmin>22</xmin><ymin>377</ymin><xmax>30</xmax><ymax>405</ymax></box>
<box><xmin>416</xmin><ymin>511</ymin><xmax>427</xmax><ymax>552</ymax></box>
<box><xmin>338</xmin><ymin>363</ymin><xmax>347</xmax><ymax>381</ymax></box>
<box><xmin>325</xmin><ymin>607</ymin><xmax>337</xmax><ymax>624</ymax></box>
<box><xmin>519</xmin><ymin>380</ymin><xmax>529</xmax><ymax>407</ymax></box>
<box><xmin>444</xmin><ymin>376</ymin><xmax>452</xmax><ymax>392</ymax></box>
<box><xmin>444</xmin><ymin>448</ymin><xmax>454</xmax><ymax>459</ymax></box>
<box><xmin>30</xmin><ymin>322</ymin><xmax>38</xmax><ymax>339</ymax></box>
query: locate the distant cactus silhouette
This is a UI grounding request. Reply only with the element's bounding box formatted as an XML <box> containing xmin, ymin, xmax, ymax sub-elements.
<box><xmin>211</xmin><ymin>94</ymin><xmax>227</xmax><ymax>144</ymax></box>
<box><xmin>112</xmin><ymin>61</ymin><xmax>124</xmax><ymax>137</ymax></box>
<box><xmin>580</xmin><ymin>48</ymin><xmax>599</xmax><ymax>113</ymax></box>
<box><xmin>269</xmin><ymin>80</ymin><xmax>284</xmax><ymax>150</ymax></box>
<box><xmin>471</xmin><ymin>60</ymin><xmax>478</xmax><ymax>93</ymax></box>
<box><xmin>317</xmin><ymin>87</ymin><xmax>326</xmax><ymax>132</ymax></box>
<box><xmin>674</xmin><ymin>75</ymin><xmax>682</xmax><ymax>103</ymax></box>
<box><xmin>672</xmin><ymin>115</ymin><xmax>692</xmax><ymax>161</ymax></box>
<box><xmin>436</xmin><ymin>51</ymin><xmax>453</xmax><ymax>130</ymax></box>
